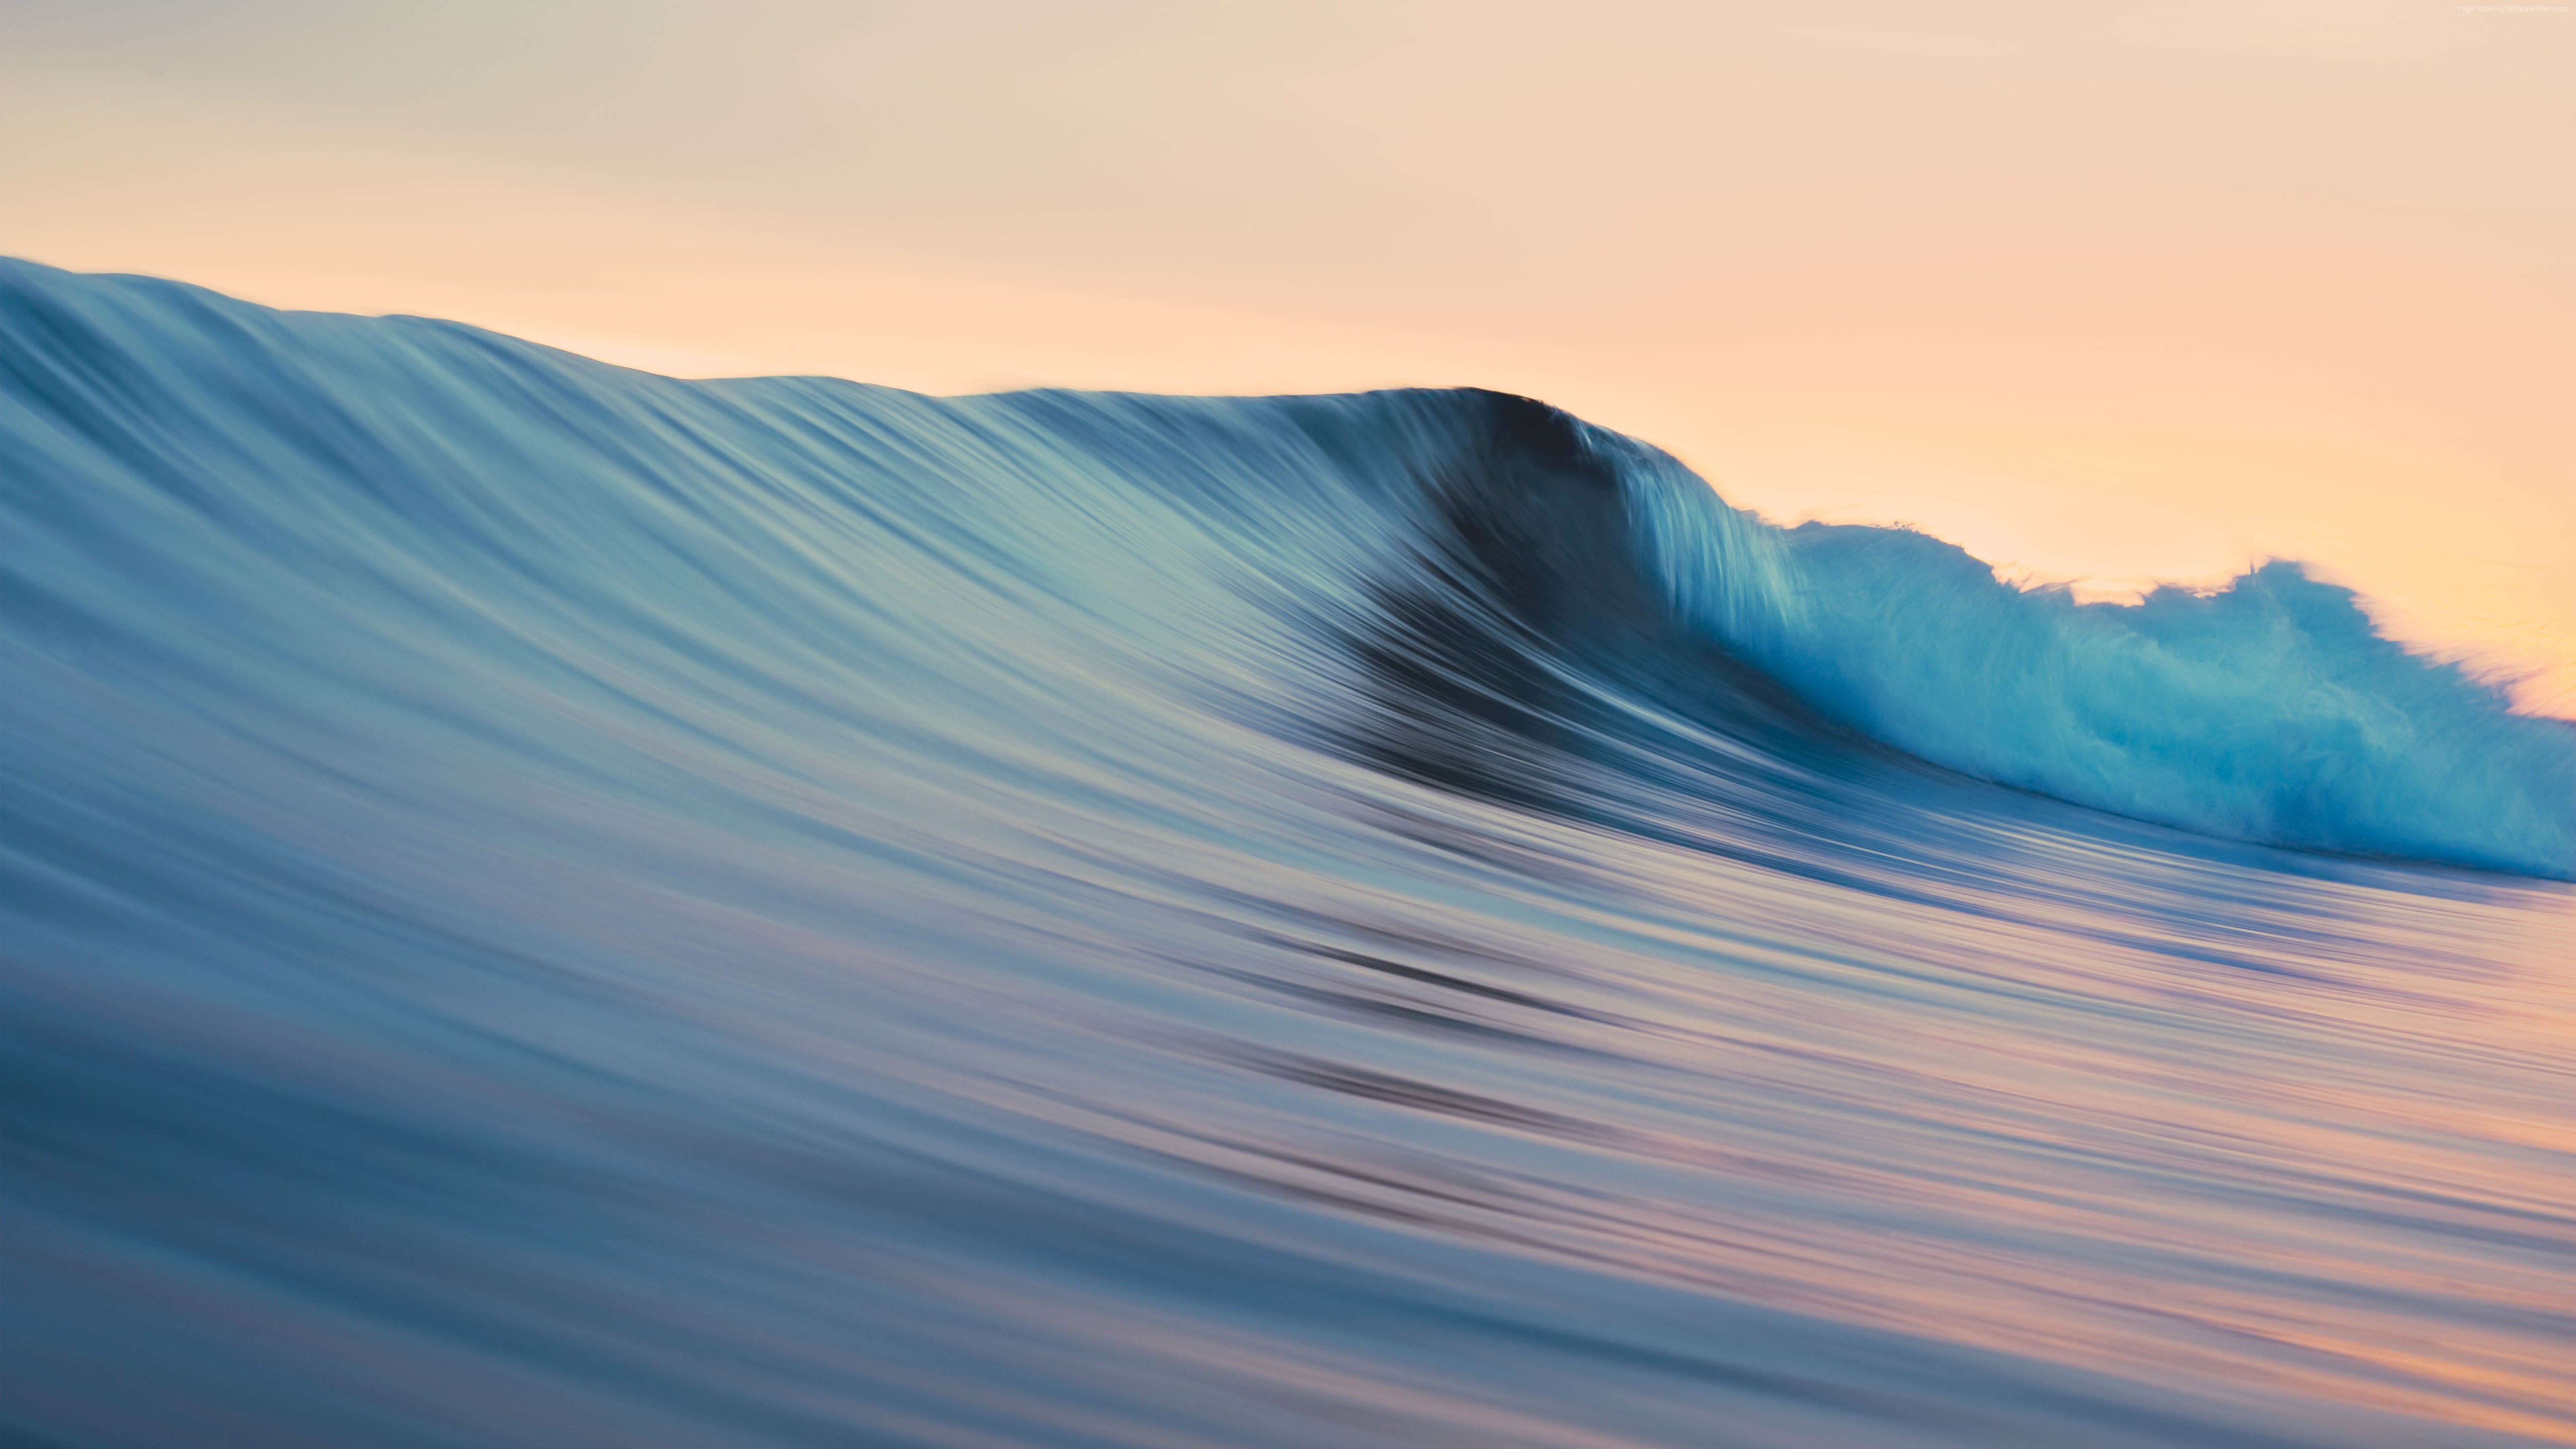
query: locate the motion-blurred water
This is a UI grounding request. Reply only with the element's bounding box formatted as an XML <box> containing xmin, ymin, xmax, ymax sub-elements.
<box><xmin>5</xmin><ymin>261</ymin><xmax>2572</xmax><ymax>1447</ymax></box>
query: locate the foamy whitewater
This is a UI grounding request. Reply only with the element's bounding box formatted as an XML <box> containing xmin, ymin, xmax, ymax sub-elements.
<box><xmin>5</xmin><ymin>260</ymin><xmax>2573</xmax><ymax>1446</ymax></box>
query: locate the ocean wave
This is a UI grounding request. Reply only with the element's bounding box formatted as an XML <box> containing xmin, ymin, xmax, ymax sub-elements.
<box><xmin>6</xmin><ymin>258</ymin><xmax>2573</xmax><ymax>1447</ymax></box>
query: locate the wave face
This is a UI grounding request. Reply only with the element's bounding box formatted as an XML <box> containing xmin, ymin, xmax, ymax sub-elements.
<box><xmin>5</xmin><ymin>259</ymin><xmax>2574</xmax><ymax>1447</ymax></box>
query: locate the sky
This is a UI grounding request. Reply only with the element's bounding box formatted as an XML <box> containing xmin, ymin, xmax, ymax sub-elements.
<box><xmin>4</xmin><ymin>1</ymin><xmax>2570</xmax><ymax>709</ymax></box>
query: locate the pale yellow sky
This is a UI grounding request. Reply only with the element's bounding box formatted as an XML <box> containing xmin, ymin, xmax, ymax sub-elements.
<box><xmin>4</xmin><ymin>2</ymin><xmax>2570</xmax><ymax>708</ymax></box>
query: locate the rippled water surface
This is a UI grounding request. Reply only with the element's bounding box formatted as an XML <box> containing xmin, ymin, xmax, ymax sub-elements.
<box><xmin>5</xmin><ymin>261</ymin><xmax>2572</xmax><ymax>1447</ymax></box>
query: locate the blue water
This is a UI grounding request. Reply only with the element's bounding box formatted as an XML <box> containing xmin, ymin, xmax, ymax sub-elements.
<box><xmin>5</xmin><ymin>259</ymin><xmax>2572</xmax><ymax>1447</ymax></box>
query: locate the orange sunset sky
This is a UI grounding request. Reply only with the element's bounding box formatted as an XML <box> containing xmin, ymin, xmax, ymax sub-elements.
<box><xmin>5</xmin><ymin>1</ymin><xmax>2569</xmax><ymax>709</ymax></box>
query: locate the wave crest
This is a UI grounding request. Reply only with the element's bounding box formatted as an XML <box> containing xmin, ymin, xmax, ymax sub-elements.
<box><xmin>1624</xmin><ymin>444</ymin><xmax>2576</xmax><ymax>874</ymax></box>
